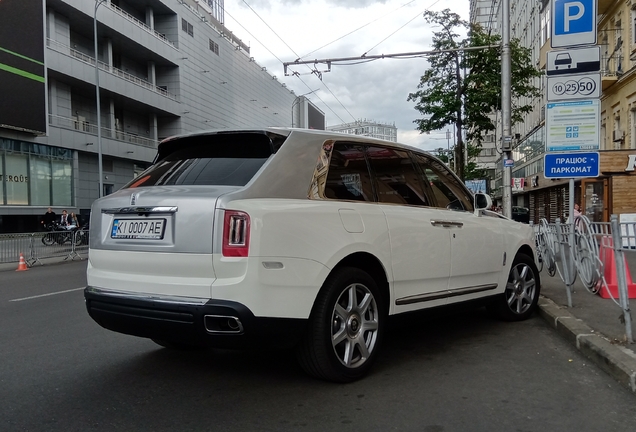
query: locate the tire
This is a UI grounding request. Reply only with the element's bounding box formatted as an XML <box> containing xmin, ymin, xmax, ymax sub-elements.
<box><xmin>297</xmin><ymin>267</ymin><xmax>385</xmax><ymax>383</ymax></box>
<box><xmin>487</xmin><ymin>253</ymin><xmax>540</xmax><ymax>322</ymax></box>
<box><xmin>42</xmin><ymin>233</ymin><xmax>55</xmax><ymax>246</ymax></box>
<box><xmin>151</xmin><ymin>339</ymin><xmax>202</xmax><ymax>350</ymax></box>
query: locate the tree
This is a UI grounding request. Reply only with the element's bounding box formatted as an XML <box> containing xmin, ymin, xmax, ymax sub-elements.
<box><xmin>407</xmin><ymin>9</ymin><xmax>541</xmax><ymax>180</ymax></box>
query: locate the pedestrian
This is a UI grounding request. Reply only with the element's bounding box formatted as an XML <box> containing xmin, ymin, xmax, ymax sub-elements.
<box><xmin>69</xmin><ymin>212</ymin><xmax>80</xmax><ymax>229</ymax></box>
<box><xmin>60</xmin><ymin>210</ymin><xmax>70</xmax><ymax>227</ymax></box>
<box><xmin>567</xmin><ymin>203</ymin><xmax>582</xmax><ymax>223</ymax></box>
<box><xmin>41</xmin><ymin>207</ymin><xmax>57</xmax><ymax>229</ymax></box>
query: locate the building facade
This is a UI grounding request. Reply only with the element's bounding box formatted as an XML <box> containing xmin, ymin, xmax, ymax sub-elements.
<box><xmin>0</xmin><ymin>0</ymin><xmax>319</xmax><ymax>233</ymax></box>
<box><xmin>470</xmin><ymin>0</ymin><xmax>636</xmax><ymax>223</ymax></box>
<box><xmin>326</xmin><ymin>120</ymin><xmax>397</xmax><ymax>142</ymax></box>
<box><xmin>469</xmin><ymin>0</ymin><xmax>502</xmax><ymax>181</ymax></box>
<box><xmin>519</xmin><ymin>0</ymin><xmax>636</xmax><ymax>223</ymax></box>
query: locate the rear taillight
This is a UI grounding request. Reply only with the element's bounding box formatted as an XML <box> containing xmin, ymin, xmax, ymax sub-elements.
<box><xmin>222</xmin><ymin>210</ymin><xmax>250</xmax><ymax>257</ymax></box>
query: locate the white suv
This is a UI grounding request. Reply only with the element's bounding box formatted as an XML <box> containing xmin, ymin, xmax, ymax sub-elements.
<box><xmin>85</xmin><ymin>128</ymin><xmax>540</xmax><ymax>382</ymax></box>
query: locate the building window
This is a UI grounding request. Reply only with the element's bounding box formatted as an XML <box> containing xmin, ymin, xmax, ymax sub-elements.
<box><xmin>209</xmin><ymin>39</ymin><xmax>219</xmax><ymax>55</ymax></box>
<box><xmin>181</xmin><ymin>18</ymin><xmax>194</xmax><ymax>37</ymax></box>
<box><xmin>0</xmin><ymin>139</ymin><xmax>73</xmax><ymax>207</ymax></box>
<box><xmin>632</xmin><ymin>9</ymin><xmax>636</xmax><ymax>44</ymax></box>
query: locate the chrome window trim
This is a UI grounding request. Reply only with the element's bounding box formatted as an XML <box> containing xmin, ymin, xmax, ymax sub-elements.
<box><xmin>395</xmin><ymin>284</ymin><xmax>498</xmax><ymax>305</ymax></box>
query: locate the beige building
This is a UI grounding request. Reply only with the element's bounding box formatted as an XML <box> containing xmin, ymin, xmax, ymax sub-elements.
<box><xmin>473</xmin><ymin>0</ymin><xmax>636</xmax><ymax>223</ymax></box>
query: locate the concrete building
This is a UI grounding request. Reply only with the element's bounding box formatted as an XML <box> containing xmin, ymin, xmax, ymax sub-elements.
<box><xmin>0</xmin><ymin>0</ymin><xmax>323</xmax><ymax>233</ymax></box>
<box><xmin>468</xmin><ymin>0</ymin><xmax>503</xmax><ymax>185</ymax></box>
<box><xmin>326</xmin><ymin>120</ymin><xmax>397</xmax><ymax>142</ymax></box>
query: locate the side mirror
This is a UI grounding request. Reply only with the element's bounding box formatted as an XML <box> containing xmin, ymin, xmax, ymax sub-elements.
<box><xmin>474</xmin><ymin>193</ymin><xmax>492</xmax><ymax>211</ymax></box>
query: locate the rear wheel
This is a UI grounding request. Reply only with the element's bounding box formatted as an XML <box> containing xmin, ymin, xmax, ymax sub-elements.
<box><xmin>297</xmin><ymin>267</ymin><xmax>385</xmax><ymax>383</ymax></box>
<box><xmin>41</xmin><ymin>233</ymin><xmax>55</xmax><ymax>246</ymax></box>
<box><xmin>487</xmin><ymin>253</ymin><xmax>540</xmax><ymax>321</ymax></box>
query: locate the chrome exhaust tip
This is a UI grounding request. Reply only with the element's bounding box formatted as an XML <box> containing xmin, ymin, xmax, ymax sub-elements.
<box><xmin>204</xmin><ymin>314</ymin><xmax>244</xmax><ymax>334</ymax></box>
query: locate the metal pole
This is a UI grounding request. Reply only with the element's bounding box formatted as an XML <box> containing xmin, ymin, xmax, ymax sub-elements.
<box><xmin>501</xmin><ymin>0</ymin><xmax>512</xmax><ymax>218</ymax></box>
<box><xmin>94</xmin><ymin>0</ymin><xmax>106</xmax><ymax>198</ymax></box>
<box><xmin>556</xmin><ymin>218</ymin><xmax>574</xmax><ymax>307</ymax></box>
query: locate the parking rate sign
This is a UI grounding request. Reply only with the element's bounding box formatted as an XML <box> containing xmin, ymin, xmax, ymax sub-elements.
<box><xmin>551</xmin><ymin>0</ymin><xmax>597</xmax><ymax>48</ymax></box>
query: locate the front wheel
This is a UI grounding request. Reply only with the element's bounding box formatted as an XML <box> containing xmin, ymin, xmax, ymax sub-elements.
<box><xmin>487</xmin><ymin>253</ymin><xmax>540</xmax><ymax>321</ymax></box>
<box><xmin>297</xmin><ymin>267</ymin><xmax>385</xmax><ymax>383</ymax></box>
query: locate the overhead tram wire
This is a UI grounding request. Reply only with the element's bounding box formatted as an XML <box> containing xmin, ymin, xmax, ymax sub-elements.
<box><xmin>236</xmin><ymin>0</ymin><xmax>469</xmax><ymax>124</ymax></box>
<box><xmin>283</xmin><ymin>44</ymin><xmax>500</xmax><ymax>71</ymax></box>
<box><xmin>240</xmin><ymin>0</ymin><xmax>355</xmax><ymax>124</ymax></box>
<box><xmin>299</xmin><ymin>0</ymin><xmax>421</xmax><ymax>60</ymax></box>
<box><xmin>361</xmin><ymin>0</ymin><xmax>443</xmax><ymax>57</ymax></box>
<box><xmin>242</xmin><ymin>0</ymin><xmax>445</xmax><ymax>123</ymax></box>
<box><xmin>223</xmin><ymin>8</ymin><xmax>349</xmax><ymax>124</ymax></box>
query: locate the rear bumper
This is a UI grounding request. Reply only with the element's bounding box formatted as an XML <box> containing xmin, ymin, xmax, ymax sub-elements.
<box><xmin>84</xmin><ymin>286</ymin><xmax>306</xmax><ymax>349</ymax></box>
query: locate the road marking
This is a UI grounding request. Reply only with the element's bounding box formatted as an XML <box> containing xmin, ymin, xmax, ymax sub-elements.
<box><xmin>9</xmin><ymin>287</ymin><xmax>84</xmax><ymax>302</ymax></box>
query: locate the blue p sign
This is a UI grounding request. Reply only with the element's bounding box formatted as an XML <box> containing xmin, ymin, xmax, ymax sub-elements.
<box><xmin>551</xmin><ymin>0</ymin><xmax>597</xmax><ymax>48</ymax></box>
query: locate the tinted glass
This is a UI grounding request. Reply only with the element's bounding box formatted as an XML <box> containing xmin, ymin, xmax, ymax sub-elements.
<box><xmin>365</xmin><ymin>146</ymin><xmax>431</xmax><ymax>206</ymax></box>
<box><xmin>324</xmin><ymin>143</ymin><xmax>374</xmax><ymax>202</ymax></box>
<box><xmin>413</xmin><ymin>154</ymin><xmax>473</xmax><ymax>211</ymax></box>
<box><xmin>124</xmin><ymin>134</ymin><xmax>275</xmax><ymax>189</ymax></box>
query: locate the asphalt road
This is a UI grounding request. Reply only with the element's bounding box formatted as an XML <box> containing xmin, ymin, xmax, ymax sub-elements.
<box><xmin>1</xmin><ymin>261</ymin><xmax>636</xmax><ymax>432</ymax></box>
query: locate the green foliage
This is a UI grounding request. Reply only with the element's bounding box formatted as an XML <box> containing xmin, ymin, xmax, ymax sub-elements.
<box><xmin>407</xmin><ymin>9</ymin><xmax>541</xmax><ymax>180</ymax></box>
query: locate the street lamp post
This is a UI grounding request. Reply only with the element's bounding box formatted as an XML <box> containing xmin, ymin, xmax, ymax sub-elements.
<box><xmin>291</xmin><ymin>89</ymin><xmax>319</xmax><ymax>128</ymax></box>
<box><xmin>94</xmin><ymin>0</ymin><xmax>107</xmax><ymax>198</ymax></box>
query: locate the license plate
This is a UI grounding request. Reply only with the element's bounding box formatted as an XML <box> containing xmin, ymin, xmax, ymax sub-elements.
<box><xmin>111</xmin><ymin>218</ymin><xmax>166</xmax><ymax>239</ymax></box>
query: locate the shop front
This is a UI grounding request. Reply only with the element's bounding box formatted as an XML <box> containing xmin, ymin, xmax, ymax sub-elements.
<box><xmin>524</xmin><ymin>150</ymin><xmax>636</xmax><ymax>224</ymax></box>
<box><xmin>0</xmin><ymin>138</ymin><xmax>74</xmax><ymax>233</ymax></box>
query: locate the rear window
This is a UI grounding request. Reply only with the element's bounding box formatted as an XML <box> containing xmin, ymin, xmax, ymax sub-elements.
<box><xmin>124</xmin><ymin>133</ymin><xmax>278</xmax><ymax>189</ymax></box>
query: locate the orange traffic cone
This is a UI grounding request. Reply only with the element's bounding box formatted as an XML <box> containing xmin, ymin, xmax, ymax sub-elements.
<box><xmin>16</xmin><ymin>252</ymin><xmax>28</xmax><ymax>272</ymax></box>
<box><xmin>597</xmin><ymin>237</ymin><xmax>636</xmax><ymax>299</ymax></box>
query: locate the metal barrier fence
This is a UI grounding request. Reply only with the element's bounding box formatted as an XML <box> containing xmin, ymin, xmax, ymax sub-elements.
<box><xmin>0</xmin><ymin>229</ymin><xmax>88</xmax><ymax>266</ymax></box>
<box><xmin>534</xmin><ymin>214</ymin><xmax>634</xmax><ymax>343</ymax></box>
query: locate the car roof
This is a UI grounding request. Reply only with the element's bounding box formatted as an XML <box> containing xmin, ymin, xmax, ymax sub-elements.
<box><xmin>159</xmin><ymin>127</ymin><xmax>430</xmax><ymax>156</ymax></box>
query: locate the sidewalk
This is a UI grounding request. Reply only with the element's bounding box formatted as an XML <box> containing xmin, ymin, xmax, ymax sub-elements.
<box><xmin>537</xmin><ymin>261</ymin><xmax>636</xmax><ymax>394</ymax></box>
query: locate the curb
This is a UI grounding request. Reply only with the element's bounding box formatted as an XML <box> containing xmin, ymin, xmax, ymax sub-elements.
<box><xmin>538</xmin><ymin>296</ymin><xmax>636</xmax><ymax>394</ymax></box>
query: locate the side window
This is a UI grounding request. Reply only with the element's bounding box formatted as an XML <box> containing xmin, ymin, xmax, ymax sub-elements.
<box><xmin>324</xmin><ymin>143</ymin><xmax>374</xmax><ymax>202</ymax></box>
<box><xmin>413</xmin><ymin>154</ymin><xmax>474</xmax><ymax>212</ymax></box>
<box><xmin>365</xmin><ymin>146</ymin><xmax>432</xmax><ymax>206</ymax></box>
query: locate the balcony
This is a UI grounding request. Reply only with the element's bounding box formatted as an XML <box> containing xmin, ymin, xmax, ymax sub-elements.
<box><xmin>47</xmin><ymin>39</ymin><xmax>179</xmax><ymax>101</ymax></box>
<box><xmin>48</xmin><ymin>114</ymin><xmax>158</xmax><ymax>149</ymax></box>
<box><xmin>109</xmin><ymin>2</ymin><xmax>176</xmax><ymax>49</ymax></box>
<box><xmin>601</xmin><ymin>54</ymin><xmax>623</xmax><ymax>91</ymax></box>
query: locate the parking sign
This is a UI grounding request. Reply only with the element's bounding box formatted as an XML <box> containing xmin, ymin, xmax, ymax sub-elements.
<box><xmin>551</xmin><ymin>0</ymin><xmax>597</xmax><ymax>48</ymax></box>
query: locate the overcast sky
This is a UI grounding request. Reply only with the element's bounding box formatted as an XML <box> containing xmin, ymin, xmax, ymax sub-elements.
<box><xmin>222</xmin><ymin>0</ymin><xmax>470</xmax><ymax>151</ymax></box>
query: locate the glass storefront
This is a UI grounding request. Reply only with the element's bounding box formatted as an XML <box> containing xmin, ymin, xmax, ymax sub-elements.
<box><xmin>0</xmin><ymin>139</ymin><xmax>73</xmax><ymax>207</ymax></box>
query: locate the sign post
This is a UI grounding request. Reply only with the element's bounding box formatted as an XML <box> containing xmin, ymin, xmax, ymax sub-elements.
<box><xmin>546</xmin><ymin>0</ymin><xmax>599</xmax><ymax>307</ymax></box>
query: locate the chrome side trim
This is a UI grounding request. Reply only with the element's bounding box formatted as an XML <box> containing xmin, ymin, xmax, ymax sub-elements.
<box><xmin>85</xmin><ymin>286</ymin><xmax>208</xmax><ymax>306</ymax></box>
<box><xmin>395</xmin><ymin>284</ymin><xmax>498</xmax><ymax>305</ymax></box>
<box><xmin>430</xmin><ymin>220</ymin><xmax>464</xmax><ymax>228</ymax></box>
<box><xmin>101</xmin><ymin>206</ymin><xmax>178</xmax><ymax>214</ymax></box>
